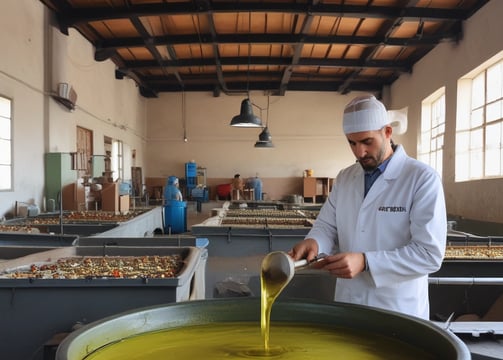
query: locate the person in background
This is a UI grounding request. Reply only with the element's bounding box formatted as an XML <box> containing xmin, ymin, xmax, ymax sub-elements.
<box><xmin>289</xmin><ymin>94</ymin><xmax>447</xmax><ymax>320</ymax></box>
<box><xmin>231</xmin><ymin>173</ymin><xmax>244</xmax><ymax>200</ymax></box>
<box><xmin>247</xmin><ymin>173</ymin><xmax>263</xmax><ymax>201</ymax></box>
<box><xmin>164</xmin><ymin>176</ymin><xmax>183</xmax><ymax>201</ymax></box>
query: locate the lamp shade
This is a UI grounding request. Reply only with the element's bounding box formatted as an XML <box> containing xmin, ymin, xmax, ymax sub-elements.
<box><xmin>254</xmin><ymin>126</ymin><xmax>274</xmax><ymax>148</ymax></box>
<box><xmin>230</xmin><ymin>99</ymin><xmax>263</xmax><ymax>127</ymax></box>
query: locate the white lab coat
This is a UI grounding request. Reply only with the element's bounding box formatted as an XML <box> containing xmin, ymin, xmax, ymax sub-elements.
<box><xmin>307</xmin><ymin>145</ymin><xmax>446</xmax><ymax>319</ymax></box>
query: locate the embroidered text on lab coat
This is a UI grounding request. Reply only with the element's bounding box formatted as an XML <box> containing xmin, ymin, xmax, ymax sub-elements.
<box><xmin>378</xmin><ymin>206</ymin><xmax>407</xmax><ymax>212</ymax></box>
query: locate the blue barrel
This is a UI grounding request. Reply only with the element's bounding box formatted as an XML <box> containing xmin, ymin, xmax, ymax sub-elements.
<box><xmin>163</xmin><ymin>200</ymin><xmax>187</xmax><ymax>234</ymax></box>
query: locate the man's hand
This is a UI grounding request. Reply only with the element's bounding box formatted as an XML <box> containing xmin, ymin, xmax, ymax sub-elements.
<box><xmin>288</xmin><ymin>238</ymin><xmax>319</xmax><ymax>262</ymax></box>
<box><xmin>316</xmin><ymin>252</ymin><xmax>366</xmax><ymax>278</ymax></box>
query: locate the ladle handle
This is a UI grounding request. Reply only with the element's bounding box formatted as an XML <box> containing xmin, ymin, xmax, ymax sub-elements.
<box><xmin>293</xmin><ymin>253</ymin><xmax>327</xmax><ymax>269</ymax></box>
<box><xmin>294</xmin><ymin>259</ymin><xmax>309</xmax><ymax>268</ymax></box>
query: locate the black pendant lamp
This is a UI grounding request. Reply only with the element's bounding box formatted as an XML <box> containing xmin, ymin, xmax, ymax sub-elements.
<box><xmin>230</xmin><ymin>17</ymin><xmax>263</xmax><ymax>128</ymax></box>
<box><xmin>230</xmin><ymin>98</ymin><xmax>263</xmax><ymax>127</ymax></box>
<box><xmin>254</xmin><ymin>95</ymin><xmax>274</xmax><ymax>148</ymax></box>
<box><xmin>254</xmin><ymin>126</ymin><xmax>274</xmax><ymax>148</ymax></box>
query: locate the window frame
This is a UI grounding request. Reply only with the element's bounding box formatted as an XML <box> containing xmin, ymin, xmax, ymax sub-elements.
<box><xmin>456</xmin><ymin>55</ymin><xmax>503</xmax><ymax>182</ymax></box>
<box><xmin>0</xmin><ymin>95</ymin><xmax>13</xmax><ymax>192</ymax></box>
<box><xmin>112</xmin><ymin>139</ymin><xmax>124</xmax><ymax>181</ymax></box>
<box><xmin>419</xmin><ymin>88</ymin><xmax>445</xmax><ymax>179</ymax></box>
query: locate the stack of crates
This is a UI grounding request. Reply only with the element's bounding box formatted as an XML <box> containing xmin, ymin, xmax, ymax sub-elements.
<box><xmin>185</xmin><ymin>162</ymin><xmax>197</xmax><ymax>199</ymax></box>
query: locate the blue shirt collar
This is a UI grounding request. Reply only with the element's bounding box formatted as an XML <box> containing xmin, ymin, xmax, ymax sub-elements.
<box><xmin>365</xmin><ymin>155</ymin><xmax>392</xmax><ymax>175</ymax></box>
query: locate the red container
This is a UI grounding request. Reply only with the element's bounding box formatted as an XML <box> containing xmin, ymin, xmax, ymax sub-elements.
<box><xmin>216</xmin><ymin>183</ymin><xmax>231</xmax><ymax>200</ymax></box>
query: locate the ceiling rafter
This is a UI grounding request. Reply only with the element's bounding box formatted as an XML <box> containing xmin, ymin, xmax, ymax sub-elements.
<box><xmin>39</xmin><ymin>0</ymin><xmax>490</xmax><ymax>98</ymax></box>
<box><xmin>196</xmin><ymin>0</ymin><xmax>230</xmax><ymax>95</ymax></box>
<box><xmin>53</xmin><ymin>2</ymin><xmax>476</xmax><ymax>25</ymax></box>
<box><xmin>338</xmin><ymin>0</ymin><xmax>421</xmax><ymax>94</ymax></box>
<box><xmin>95</xmin><ymin>32</ymin><xmax>454</xmax><ymax>50</ymax></box>
<box><xmin>123</xmin><ymin>57</ymin><xmax>410</xmax><ymax>71</ymax></box>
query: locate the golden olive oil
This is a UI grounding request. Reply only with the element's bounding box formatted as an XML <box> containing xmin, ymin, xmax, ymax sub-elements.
<box><xmin>260</xmin><ymin>263</ymin><xmax>290</xmax><ymax>351</ymax></box>
<box><xmin>83</xmin><ymin>322</ymin><xmax>436</xmax><ymax>360</ymax></box>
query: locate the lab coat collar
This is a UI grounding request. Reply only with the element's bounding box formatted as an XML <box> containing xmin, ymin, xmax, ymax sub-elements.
<box><xmin>381</xmin><ymin>144</ymin><xmax>407</xmax><ymax>180</ymax></box>
<box><xmin>360</xmin><ymin>145</ymin><xmax>406</xmax><ymax>205</ymax></box>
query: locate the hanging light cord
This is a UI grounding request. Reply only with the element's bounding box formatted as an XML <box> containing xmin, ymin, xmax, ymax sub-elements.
<box><xmin>246</xmin><ymin>12</ymin><xmax>252</xmax><ymax>99</ymax></box>
<box><xmin>182</xmin><ymin>91</ymin><xmax>187</xmax><ymax>141</ymax></box>
<box><xmin>266</xmin><ymin>95</ymin><xmax>270</xmax><ymax>127</ymax></box>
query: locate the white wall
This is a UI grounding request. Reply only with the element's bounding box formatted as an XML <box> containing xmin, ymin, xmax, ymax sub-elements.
<box><xmin>389</xmin><ymin>0</ymin><xmax>503</xmax><ymax>223</ymax></box>
<box><xmin>146</xmin><ymin>91</ymin><xmax>358</xmax><ymax>181</ymax></box>
<box><xmin>0</xmin><ymin>0</ymin><xmax>46</xmax><ymax>217</ymax></box>
<box><xmin>0</xmin><ymin>1</ymin><xmax>147</xmax><ymax>217</ymax></box>
<box><xmin>47</xmin><ymin>28</ymin><xmax>147</xmax><ymax>157</ymax></box>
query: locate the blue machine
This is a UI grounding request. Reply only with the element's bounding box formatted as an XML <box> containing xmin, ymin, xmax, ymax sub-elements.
<box><xmin>185</xmin><ymin>162</ymin><xmax>197</xmax><ymax>199</ymax></box>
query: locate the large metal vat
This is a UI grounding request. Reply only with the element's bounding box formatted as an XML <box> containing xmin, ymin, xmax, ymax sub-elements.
<box><xmin>429</xmin><ymin>236</ymin><xmax>503</xmax><ymax>321</ymax></box>
<box><xmin>0</xmin><ymin>245</ymin><xmax>204</xmax><ymax>360</ymax></box>
<box><xmin>76</xmin><ymin>235</ymin><xmax>209</xmax><ymax>301</ymax></box>
<box><xmin>191</xmin><ymin>205</ymin><xmax>320</xmax><ymax>257</ymax></box>
<box><xmin>3</xmin><ymin>207</ymin><xmax>163</xmax><ymax>237</ymax></box>
<box><xmin>56</xmin><ymin>298</ymin><xmax>470</xmax><ymax>359</ymax></box>
<box><xmin>191</xmin><ymin>226</ymin><xmax>309</xmax><ymax>257</ymax></box>
<box><xmin>0</xmin><ymin>232</ymin><xmax>78</xmax><ymax>259</ymax></box>
<box><xmin>76</xmin><ymin>234</ymin><xmax>208</xmax><ymax>248</ymax></box>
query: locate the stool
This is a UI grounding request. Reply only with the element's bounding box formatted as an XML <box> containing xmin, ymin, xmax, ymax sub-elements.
<box><xmin>231</xmin><ymin>188</ymin><xmax>241</xmax><ymax>200</ymax></box>
<box><xmin>243</xmin><ymin>188</ymin><xmax>255</xmax><ymax>200</ymax></box>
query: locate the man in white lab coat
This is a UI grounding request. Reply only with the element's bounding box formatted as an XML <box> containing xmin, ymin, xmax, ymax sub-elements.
<box><xmin>290</xmin><ymin>94</ymin><xmax>446</xmax><ymax>319</ymax></box>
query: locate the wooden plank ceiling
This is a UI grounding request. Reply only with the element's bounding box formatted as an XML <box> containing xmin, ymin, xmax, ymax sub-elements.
<box><xmin>39</xmin><ymin>0</ymin><xmax>489</xmax><ymax>98</ymax></box>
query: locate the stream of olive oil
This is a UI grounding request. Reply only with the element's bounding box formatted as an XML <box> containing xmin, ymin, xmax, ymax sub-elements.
<box><xmin>260</xmin><ymin>262</ymin><xmax>290</xmax><ymax>352</ymax></box>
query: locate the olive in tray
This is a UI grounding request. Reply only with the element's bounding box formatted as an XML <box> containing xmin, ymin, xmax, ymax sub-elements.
<box><xmin>444</xmin><ymin>245</ymin><xmax>503</xmax><ymax>259</ymax></box>
<box><xmin>0</xmin><ymin>255</ymin><xmax>184</xmax><ymax>279</ymax></box>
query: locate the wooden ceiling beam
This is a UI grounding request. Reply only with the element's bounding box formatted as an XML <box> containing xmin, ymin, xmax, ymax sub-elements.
<box><xmin>338</xmin><ymin>0</ymin><xmax>420</xmax><ymax>94</ymax></box>
<box><xmin>96</xmin><ymin>33</ymin><xmax>452</xmax><ymax>50</ymax></box>
<box><xmin>123</xmin><ymin>57</ymin><xmax>410</xmax><ymax>72</ymax></box>
<box><xmin>151</xmin><ymin>78</ymin><xmax>385</xmax><ymax>93</ymax></box>
<box><xmin>278</xmin><ymin>0</ymin><xmax>317</xmax><ymax>96</ymax></box>
<box><xmin>59</xmin><ymin>3</ymin><xmax>477</xmax><ymax>26</ymax></box>
<box><xmin>40</xmin><ymin>0</ymin><xmax>489</xmax><ymax>96</ymax></box>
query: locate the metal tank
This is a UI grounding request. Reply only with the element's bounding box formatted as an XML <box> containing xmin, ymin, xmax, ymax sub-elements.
<box><xmin>0</xmin><ymin>245</ymin><xmax>204</xmax><ymax>360</ymax></box>
<box><xmin>56</xmin><ymin>298</ymin><xmax>471</xmax><ymax>360</ymax></box>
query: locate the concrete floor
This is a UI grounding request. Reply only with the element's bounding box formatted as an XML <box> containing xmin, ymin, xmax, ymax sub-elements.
<box><xmin>185</xmin><ymin>200</ymin><xmax>223</xmax><ymax>230</ymax></box>
<box><xmin>186</xmin><ymin>200</ymin><xmax>262</xmax><ymax>298</ymax></box>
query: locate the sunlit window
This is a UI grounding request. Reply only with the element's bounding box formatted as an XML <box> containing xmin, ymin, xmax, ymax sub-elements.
<box><xmin>0</xmin><ymin>96</ymin><xmax>12</xmax><ymax>191</ymax></box>
<box><xmin>419</xmin><ymin>89</ymin><xmax>445</xmax><ymax>179</ymax></box>
<box><xmin>456</xmin><ymin>57</ymin><xmax>503</xmax><ymax>181</ymax></box>
<box><xmin>112</xmin><ymin>139</ymin><xmax>124</xmax><ymax>181</ymax></box>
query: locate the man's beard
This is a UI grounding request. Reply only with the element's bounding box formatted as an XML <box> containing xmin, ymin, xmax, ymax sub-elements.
<box><xmin>359</xmin><ymin>156</ymin><xmax>378</xmax><ymax>171</ymax></box>
<box><xmin>358</xmin><ymin>142</ymin><xmax>385</xmax><ymax>171</ymax></box>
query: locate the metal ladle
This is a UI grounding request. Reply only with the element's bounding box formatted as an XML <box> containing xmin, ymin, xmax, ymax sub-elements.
<box><xmin>260</xmin><ymin>251</ymin><xmax>327</xmax><ymax>350</ymax></box>
<box><xmin>260</xmin><ymin>251</ymin><xmax>324</xmax><ymax>299</ymax></box>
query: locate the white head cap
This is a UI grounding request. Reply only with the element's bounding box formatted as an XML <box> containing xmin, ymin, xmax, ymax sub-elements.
<box><xmin>342</xmin><ymin>95</ymin><xmax>390</xmax><ymax>134</ymax></box>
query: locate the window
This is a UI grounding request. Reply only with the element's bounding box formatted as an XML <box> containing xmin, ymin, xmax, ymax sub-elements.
<box><xmin>112</xmin><ymin>139</ymin><xmax>124</xmax><ymax>181</ymax></box>
<box><xmin>419</xmin><ymin>89</ymin><xmax>445</xmax><ymax>178</ymax></box>
<box><xmin>456</xmin><ymin>55</ymin><xmax>503</xmax><ymax>181</ymax></box>
<box><xmin>0</xmin><ymin>96</ymin><xmax>12</xmax><ymax>191</ymax></box>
